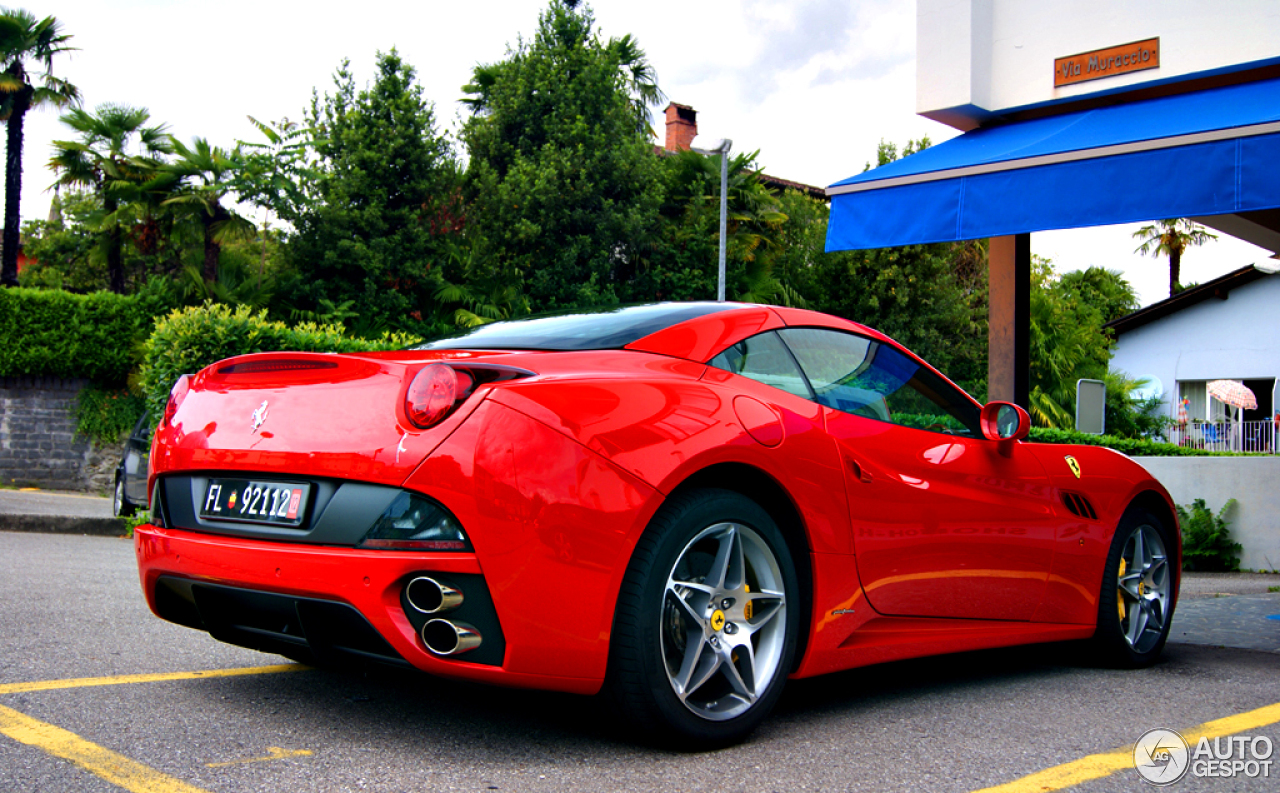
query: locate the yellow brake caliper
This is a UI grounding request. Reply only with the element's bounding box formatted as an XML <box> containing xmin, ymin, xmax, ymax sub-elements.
<box><xmin>1117</xmin><ymin>557</ymin><xmax>1127</xmax><ymax>622</ymax></box>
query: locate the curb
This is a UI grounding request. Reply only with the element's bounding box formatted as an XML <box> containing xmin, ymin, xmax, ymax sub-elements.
<box><xmin>0</xmin><ymin>514</ymin><xmax>127</xmax><ymax>537</ymax></box>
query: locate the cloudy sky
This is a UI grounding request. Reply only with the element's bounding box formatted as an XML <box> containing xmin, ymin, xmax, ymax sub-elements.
<box><xmin>16</xmin><ymin>0</ymin><xmax>1271</xmax><ymax>305</ymax></box>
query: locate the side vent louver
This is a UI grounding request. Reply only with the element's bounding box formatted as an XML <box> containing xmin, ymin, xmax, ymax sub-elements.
<box><xmin>1061</xmin><ymin>491</ymin><xmax>1098</xmax><ymax>520</ymax></box>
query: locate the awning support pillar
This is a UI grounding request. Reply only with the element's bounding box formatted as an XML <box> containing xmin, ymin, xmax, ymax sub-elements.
<box><xmin>988</xmin><ymin>234</ymin><xmax>1030</xmax><ymax>410</ymax></box>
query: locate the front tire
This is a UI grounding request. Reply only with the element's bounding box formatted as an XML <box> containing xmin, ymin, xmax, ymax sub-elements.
<box><xmin>1091</xmin><ymin>508</ymin><xmax>1175</xmax><ymax>667</ymax></box>
<box><xmin>608</xmin><ymin>489</ymin><xmax>799</xmax><ymax>749</ymax></box>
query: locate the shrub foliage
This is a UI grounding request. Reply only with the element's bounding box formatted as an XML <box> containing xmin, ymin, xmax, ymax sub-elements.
<box><xmin>0</xmin><ymin>287</ymin><xmax>152</xmax><ymax>383</ymax></box>
<box><xmin>1028</xmin><ymin>427</ymin><xmax>1226</xmax><ymax>457</ymax></box>
<box><xmin>75</xmin><ymin>385</ymin><xmax>146</xmax><ymax>444</ymax></box>
<box><xmin>1178</xmin><ymin>498</ymin><xmax>1242</xmax><ymax>572</ymax></box>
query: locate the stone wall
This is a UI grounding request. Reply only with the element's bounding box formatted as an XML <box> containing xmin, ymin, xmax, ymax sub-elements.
<box><xmin>0</xmin><ymin>376</ymin><xmax>122</xmax><ymax>493</ymax></box>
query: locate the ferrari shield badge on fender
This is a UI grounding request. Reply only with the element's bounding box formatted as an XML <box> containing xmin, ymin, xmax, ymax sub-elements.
<box><xmin>1064</xmin><ymin>455</ymin><xmax>1082</xmax><ymax>479</ymax></box>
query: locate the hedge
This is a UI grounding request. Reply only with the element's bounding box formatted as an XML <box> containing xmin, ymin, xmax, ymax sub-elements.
<box><xmin>1027</xmin><ymin>427</ymin><xmax>1229</xmax><ymax>457</ymax></box>
<box><xmin>139</xmin><ymin>303</ymin><xmax>421</xmax><ymax>424</ymax></box>
<box><xmin>0</xmin><ymin>287</ymin><xmax>149</xmax><ymax>384</ymax></box>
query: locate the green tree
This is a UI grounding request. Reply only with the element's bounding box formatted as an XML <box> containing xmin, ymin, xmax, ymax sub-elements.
<box><xmin>635</xmin><ymin>148</ymin><xmax>793</xmax><ymax>305</ymax></box>
<box><xmin>1132</xmin><ymin>218</ymin><xmax>1216</xmax><ymax>298</ymax></box>
<box><xmin>1056</xmin><ymin>266</ymin><xmax>1139</xmax><ymax>323</ymax></box>
<box><xmin>18</xmin><ymin>187</ymin><xmax>99</xmax><ymax>290</ymax></box>
<box><xmin>48</xmin><ymin>104</ymin><xmax>170</xmax><ymax>293</ymax></box>
<box><xmin>163</xmin><ymin>137</ymin><xmax>254</xmax><ymax>284</ymax></box>
<box><xmin>1028</xmin><ymin>258</ymin><xmax>1114</xmax><ymax>427</ymax></box>
<box><xmin>461</xmin><ymin>0</ymin><xmax>665</xmax><ymax>311</ymax></box>
<box><xmin>285</xmin><ymin>50</ymin><xmax>461</xmax><ymax>336</ymax></box>
<box><xmin>0</xmin><ymin>9</ymin><xmax>76</xmax><ymax>287</ymax></box>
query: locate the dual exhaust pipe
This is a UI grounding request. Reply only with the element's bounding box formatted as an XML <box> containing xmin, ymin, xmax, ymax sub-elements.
<box><xmin>406</xmin><ymin>576</ymin><xmax>481</xmax><ymax>656</ymax></box>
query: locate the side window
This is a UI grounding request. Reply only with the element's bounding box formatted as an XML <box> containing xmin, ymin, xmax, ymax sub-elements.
<box><xmin>708</xmin><ymin>331</ymin><xmax>813</xmax><ymax>400</ymax></box>
<box><xmin>777</xmin><ymin>327</ymin><xmax>981</xmax><ymax>436</ymax></box>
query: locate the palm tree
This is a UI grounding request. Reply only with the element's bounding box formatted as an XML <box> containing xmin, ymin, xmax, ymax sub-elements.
<box><xmin>163</xmin><ymin>137</ymin><xmax>254</xmax><ymax>284</ymax></box>
<box><xmin>49</xmin><ymin>104</ymin><xmax>170</xmax><ymax>293</ymax></box>
<box><xmin>0</xmin><ymin>10</ymin><xmax>77</xmax><ymax>286</ymax></box>
<box><xmin>1132</xmin><ymin>219</ymin><xmax>1216</xmax><ymax>298</ymax></box>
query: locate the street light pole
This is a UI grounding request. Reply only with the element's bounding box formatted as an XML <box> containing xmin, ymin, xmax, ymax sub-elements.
<box><xmin>691</xmin><ymin>137</ymin><xmax>732</xmax><ymax>302</ymax></box>
<box><xmin>714</xmin><ymin>139</ymin><xmax>732</xmax><ymax>301</ymax></box>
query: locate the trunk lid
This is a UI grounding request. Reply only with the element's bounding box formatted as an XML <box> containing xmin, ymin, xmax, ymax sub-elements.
<box><xmin>154</xmin><ymin>350</ymin><xmax>519</xmax><ymax>486</ymax></box>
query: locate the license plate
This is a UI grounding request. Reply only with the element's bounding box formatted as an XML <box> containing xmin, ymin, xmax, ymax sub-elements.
<box><xmin>199</xmin><ymin>479</ymin><xmax>310</xmax><ymax>526</ymax></box>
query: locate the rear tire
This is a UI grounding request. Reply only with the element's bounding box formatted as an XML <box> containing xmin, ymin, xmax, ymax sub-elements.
<box><xmin>1090</xmin><ymin>508</ymin><xmax>1175</xmax><ymax>668</ymax></box>
<box><xmin>607</xmin><ymin>488</ymin><xmax>799</xmax><ymax>749</ymax></box>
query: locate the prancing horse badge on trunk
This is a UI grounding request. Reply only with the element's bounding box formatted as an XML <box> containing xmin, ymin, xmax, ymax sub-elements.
<box><xmin>251</xmin><ymin>400</ymin><xmax>270</xmax><ymax>433</ymax></box>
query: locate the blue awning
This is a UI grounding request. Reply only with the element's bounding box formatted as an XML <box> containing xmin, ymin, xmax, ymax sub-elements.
<box><xmin>826</xmin><ymin>77</ymin><xmax>1280</xmax><ymax>251</ymax></box>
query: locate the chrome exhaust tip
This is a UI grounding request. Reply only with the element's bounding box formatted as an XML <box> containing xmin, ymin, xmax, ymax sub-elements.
<box><xmin>422</xmin><ymin>619</ymin><xmax>482</xmax><ymax>656</ymax></box>
<box><xmin>405</xmin><ymin>576</ymin><xmax>463</xmax><ymax>614</ymax></box>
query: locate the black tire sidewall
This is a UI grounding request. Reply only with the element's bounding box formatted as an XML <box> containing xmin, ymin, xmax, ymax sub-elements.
<box><xmin>613</xmin><ymin>488</ymin><xmax>800</xmax><ymax>748</ymax></box>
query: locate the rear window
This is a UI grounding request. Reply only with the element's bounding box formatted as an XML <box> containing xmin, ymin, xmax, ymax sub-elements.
<box><xmin>418</xmin><ymin>303</ymin><xmax>737</xmax><ymax>351</ymax></box>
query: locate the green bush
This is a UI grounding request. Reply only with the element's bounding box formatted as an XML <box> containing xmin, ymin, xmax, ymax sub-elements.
<box><xmin>0</xmin><ymin>287</ymin><xmax>156</xmax><ymax>384</ymax></box>
<box><xmin>75</xmin><ymin>385</ymin><xmax>147</xmax><ymax>444</ymax></box>
<box><xmin>138</xmin><ymin>303</ymin><xmax>421</xmax><ymax>423</ymax></box>
<box><xmin>1178</xmin><ymin>498</ymin><xmax>1242</xmax><ymax>572</ymax></box>
<box><xmin>1028</xmin><ymin>427</ymin><xmax>1227</xmax><ymax>456</ymax></box>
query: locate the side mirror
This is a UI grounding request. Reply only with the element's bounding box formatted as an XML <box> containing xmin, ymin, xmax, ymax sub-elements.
<box><xmin>980</xmin><ymin>401</ymin><xmax>1030</xmax><ymax>442</ymax></box>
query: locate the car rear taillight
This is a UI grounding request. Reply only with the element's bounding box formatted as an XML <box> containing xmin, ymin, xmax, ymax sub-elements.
<box><xmin>404</xmin><ymin>363</ymin><xmax>533</xmax><ymax>429</ymax></box>
<box><xmin>405</xmin><ymin>364</ymin><xmax>470</xmax><ymax>429</ymax></box>
<box><xmin>163</xmin><ymin>374</ymin><xmax>192</xmax><ymax>428</ymax></box>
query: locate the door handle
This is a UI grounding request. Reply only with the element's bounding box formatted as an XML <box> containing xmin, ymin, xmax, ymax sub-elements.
<box><xmin>846</xmin><ymin>457</ymin><xmax>873</xmax><ymax>484</ymax></box>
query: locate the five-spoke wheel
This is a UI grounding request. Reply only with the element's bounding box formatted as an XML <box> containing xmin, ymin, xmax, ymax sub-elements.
<box><xmin>662</xmin><ymin>521</ymin><xmax>788</xmax><ymax>721</ymax></box>
<box><xmin>609</xmin><ymin>489</ymin><xmax>798</xmax><ymax>748</ymax></box>
<box><xmin>1115</xmin><ymin>521</ymin><xmax>1171</xmax><ymax>654</ymax></box>
<box><xmin>1093</xmin><ymin>508</ymin><xmax>1176</xmax><ymax>667</ymax></box>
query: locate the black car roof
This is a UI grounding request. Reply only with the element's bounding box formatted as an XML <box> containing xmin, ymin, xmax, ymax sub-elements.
<box><xmin>417</xmin><ymin>302</ymin><xmax>739</xmax><ymax>351</ymax></box>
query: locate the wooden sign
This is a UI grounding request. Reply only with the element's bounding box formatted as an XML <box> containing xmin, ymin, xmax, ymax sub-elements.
<box><xmin>1055</xmin><ymin>38</ymin><xmax>1159</xmax><ymax>87</ymax></box>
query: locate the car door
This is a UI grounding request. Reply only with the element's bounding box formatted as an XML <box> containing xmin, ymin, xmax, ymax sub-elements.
<box><xmin>776</xmin><ymin>327</ymin><xmax>1058</xmax><ymax>622</ymax></box>
<box><xmin>124</xmin><ymin>414</ymin><xmax>152</xmax><ymax>506</ymax></box>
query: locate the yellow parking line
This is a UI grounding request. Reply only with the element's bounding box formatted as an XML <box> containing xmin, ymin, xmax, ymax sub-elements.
<box><xmin>973</xmin><ymin>700</ymin><xmax>1280</xmax><ymax>792</ymax></box>
<box><xmin>0</xmin><ymin>664</ymin><xmax>304</xmax><ymax>695</ymax></box>
<box><xmin>205</xmin><ymin>746</ymin><xmax>313</xmax><ymax>767</ymax></box>
<box><xmin>0</xmin><ymin>703</ymin><xmax>211</xmax><ymax>793</ymax></box>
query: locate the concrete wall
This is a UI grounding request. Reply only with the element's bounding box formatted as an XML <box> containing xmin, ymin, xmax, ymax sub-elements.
<box><xmin>1135</xmin><ymin>456</ymin><xmax>1280</xmax><ymax>571</ymax></box>
<box><xmin>918</xmin><ymin>0</ymin><xmax>1280</xmax><ymax>128</ymax></box>
<box><xmin>1110</xmin><ymin>272</ymin><xmax>1280</xmax><ymax>417</ymax></box>
<box><xmin>0</xmin><ymin>376</ymin><xmax>120</xmax><ymax>493</ymax></box>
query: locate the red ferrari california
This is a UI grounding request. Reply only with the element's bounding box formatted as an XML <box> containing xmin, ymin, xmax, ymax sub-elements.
<box><xmin>136</xmin><ymin>302</ymin><xmax>1179</xmax><ymax>746</ymax></box>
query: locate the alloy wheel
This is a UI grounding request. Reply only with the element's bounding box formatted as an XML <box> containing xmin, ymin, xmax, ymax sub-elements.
<box><xmin>660</xmin><ymin>521</ymin><xmax>787</xmax><ymax>721</ymax></box>
<box><xmin>1116</xmin><ymin>521</ymin><xmax>1171</xmax><ymax>654</ymax></box>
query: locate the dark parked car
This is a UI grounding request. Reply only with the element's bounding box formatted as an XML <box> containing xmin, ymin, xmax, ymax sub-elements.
<box><xmin>114</xmin><ymin>413</ymin><xmax>151</xmax><ymax>517</ymax></box>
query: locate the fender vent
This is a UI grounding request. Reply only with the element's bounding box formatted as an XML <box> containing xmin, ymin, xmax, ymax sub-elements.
<box><xmin>1061</xmin><ymin>491</ymin><xmax>1098</xmax><ymax>520</ymax></box>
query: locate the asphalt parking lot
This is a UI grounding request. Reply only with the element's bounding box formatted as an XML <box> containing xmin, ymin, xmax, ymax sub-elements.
<box><xmin>1</xmin><ymin>530</ymin><xmax>1278</xmax><ymax>793</ymax></box>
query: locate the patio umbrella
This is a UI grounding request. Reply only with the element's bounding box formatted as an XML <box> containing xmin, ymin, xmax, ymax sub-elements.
<box><xmin>1207</xmin><ymin>380</ymin><xmax>1258</xmax><ymax>410</ymax></box>
<box><xmin>1207</xmin><ymin>380</ymin><xmax>1256</xmax><ymax>452</ymax></box>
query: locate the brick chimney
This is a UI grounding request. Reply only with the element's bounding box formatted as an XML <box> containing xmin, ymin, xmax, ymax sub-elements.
<box><xmin>664</xmin><ymin>102</ymin><xmax>697</xmax><ymax>151</ymax></box>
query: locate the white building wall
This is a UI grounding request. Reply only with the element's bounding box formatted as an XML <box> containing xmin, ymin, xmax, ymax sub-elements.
<box><xmin>1110</xmin><ymin>271</ymin><xmax>1280</xmax><ymax>415</ymax></box>
<box><xmin>918</xmin><ymin>0</ymin><xmax>1280</xmax><ymax>128</ymax></box>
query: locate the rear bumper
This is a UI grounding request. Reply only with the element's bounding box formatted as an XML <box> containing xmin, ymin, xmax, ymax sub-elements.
<box><xmin>134</xmin><ymin>524</ymin><xmax>603</xmax><ymax>695</ymax></box>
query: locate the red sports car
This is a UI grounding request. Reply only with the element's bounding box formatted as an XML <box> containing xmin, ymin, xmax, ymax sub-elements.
<box><xmin>135</xmin><ymin>302</ymin><xmax>1179</xmax><ymax>746</ymax></box>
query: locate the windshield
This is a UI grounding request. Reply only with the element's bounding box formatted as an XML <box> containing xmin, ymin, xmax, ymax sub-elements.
<box><xmin>417</xmin><ymin>303</ymin><xmax>738</xmax><ymax>351</ymax></box>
